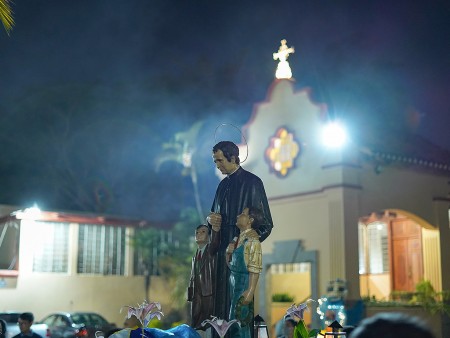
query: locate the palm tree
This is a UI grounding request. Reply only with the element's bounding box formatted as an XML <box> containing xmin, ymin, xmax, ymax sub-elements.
<box><xmin>0</xmin><ymin>0</ymin><xmax>14</xmax><ymax>35</ymax></box>
<box><xmin>155</xmin><ymin>120</ymin><xmax>205</xmax><ymax>222</ymax></box>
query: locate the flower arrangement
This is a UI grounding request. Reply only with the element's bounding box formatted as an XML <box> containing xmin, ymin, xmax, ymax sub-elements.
<box><xmin>286</xmin><ymin>299</ymin><xmax>321</xmax><ymax>338</ymax></box>
<box><xmin>201</xmin><ymin>317</ymin><xmax>239</xmax><ymax>338</ymax></box>
<box><xmin>121</xmin><ymin>300</ymin><xmax>164</xmax><ymax>328</ymax></box>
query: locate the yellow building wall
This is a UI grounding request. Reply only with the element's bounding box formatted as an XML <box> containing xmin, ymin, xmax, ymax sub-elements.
<box><xmin>0</xmin><ymin>274</ymin><xmax>171</xmax><ymax>326</ymax></box>
<box><xmin>359</xmin><ymin>274</ymin><xmax>390</xmax><ymax>300</ymax></box>
<box><xmin>270</xmin><ymin>272</ymin><xmax>311</xmax><ymax>304</ymax></box>
<box><xmin>263</xmin><ymin>190</ymin><xmax>344</xmax><ymax>297</ymax></box>
<box><xmin>422</xmin><ymin>227</ymin><xmax>442</xmax><ymax>292</ymax></box>
<box><xmin>270</xmin><ymin>271</ymin><xmax>311</xmax><ymax>331</ymax></box>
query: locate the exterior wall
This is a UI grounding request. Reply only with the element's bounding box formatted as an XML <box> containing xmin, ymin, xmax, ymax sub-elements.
<box><xmin>265</xmin><ymin>185</ymin><xmax>362</xmax><ymax>299</ymax></box>
<box><xmin>265</xmin><ymin>193</ymin><xmax>331</xmax><ymax>293</ymax></box>
<box><xmin>360</xmin><ymin>273</ymin><xmax>390</xmax><ymax>300</ymax></box>
<box><xmin>0</xmin><ymin>219</ymin><xmax>174</xmax><ymax>326</ymax></box>
<box><xmin>359</xmin><ymin>163</ymin><xmax>449</xmax><ymax>225</ymax></box>
<box><xmin>0</xmin><ymin>274</ymin><xmax>169</xmax><ymax>326</ymax></box>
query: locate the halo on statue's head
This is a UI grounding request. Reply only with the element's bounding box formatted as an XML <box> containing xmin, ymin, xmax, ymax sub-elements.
<box><xmin>214</xmin><ymin>123</ymin><xmax>248</xmax><ymax>164</ymax></box>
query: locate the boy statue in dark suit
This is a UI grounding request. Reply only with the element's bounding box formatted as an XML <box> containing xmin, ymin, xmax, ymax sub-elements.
<box><xmin>188</xmin><ymin>223</ymin><xmax>220</xmax><ymax>332</ymax></box>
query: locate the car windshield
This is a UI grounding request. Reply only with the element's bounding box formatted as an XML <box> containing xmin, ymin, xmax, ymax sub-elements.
<box><xmin>0</xmin><ymin>314</ymin><xmax>20</xmax><ymax>324</ymax></box>
<box><xmin>71</xmin><ymin>314</ymin><xmax>108</xmax><ymax>326</ymax></box>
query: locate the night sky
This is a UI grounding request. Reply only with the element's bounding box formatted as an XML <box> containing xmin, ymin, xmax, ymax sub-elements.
<box><xmin>0</xmin><ymin>0</ymin><xmax>449</xmax><ymax>221</ymax></box>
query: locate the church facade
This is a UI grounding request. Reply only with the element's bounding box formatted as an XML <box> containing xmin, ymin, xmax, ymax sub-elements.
<box><xmin>239</xmin><ymin>76</ymin><xmax>450</xmax><ymax>336</ymax></box>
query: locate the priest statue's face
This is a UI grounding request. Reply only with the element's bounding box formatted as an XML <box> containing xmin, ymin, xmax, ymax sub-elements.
<box><xmin>213</xmin><ymin>149</ymin><xmax>238</xmax><ymax>175</ymax></box>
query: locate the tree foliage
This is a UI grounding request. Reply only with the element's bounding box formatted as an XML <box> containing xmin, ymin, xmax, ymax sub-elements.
<box><xmin>0</xmin><ymin>83</ymin><xmax>196</xmax><ymax>220</ymax></box>
<box><xmin>131</xmin><ymin>207</ymin><xmax>199</xmax><ymax>316</ymax></box>
<box><xmin>0</xmin><ymin>0</ymin><xmax>13</xmax><ymax>35</ymax></box>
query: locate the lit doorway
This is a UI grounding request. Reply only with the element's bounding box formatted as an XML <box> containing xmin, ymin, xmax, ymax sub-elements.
<box><xmin>269</xmin><ymin>262</ymin><xmax>312</xmax><ymax>337</ymax></box>
<box><xmin>358</xmin><ymin>210</ymin><xmax>441</xmax><ymax>300</ymax></box>
<box><xmin>260</xmin><ymin>240</ymin><xmax>318</xmax><ymax>337</ymax></box>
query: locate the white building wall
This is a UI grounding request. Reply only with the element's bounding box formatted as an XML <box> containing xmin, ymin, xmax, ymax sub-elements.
<box><xmin>0</xmin><ymin>219</ymin><xmax>173</xmax><ymax>326</ymax></box>
<box><xmin>359</xmin><ymin>163</ymin><xmax>449</xmax><ymax>225</ymax></box>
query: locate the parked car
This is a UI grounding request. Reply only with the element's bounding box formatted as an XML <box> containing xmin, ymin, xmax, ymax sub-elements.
<box><xmin>40</xmin><ymin>313</ymin><xmax>115</xmax><ymax>338</ymax></box>
<box><xmin>0</xmin><ymin>312</ymin><xmax>50</xmax><ymax>338</ymax></box>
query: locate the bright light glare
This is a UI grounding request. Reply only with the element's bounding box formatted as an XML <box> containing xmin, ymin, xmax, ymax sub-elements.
<box><xmin>273</xmin><ymin>39</ymin><xmax>294</xmax><ymax>79</ymax></box>
<box><xmin>16</xmin><ymin>205</ymin><xmax>41</xmax><ymax>220</ymax></box>
<box><xmin>321</xmin><ymin>122</ymin><xmax>348</xmax><ymax>148</ymax></box>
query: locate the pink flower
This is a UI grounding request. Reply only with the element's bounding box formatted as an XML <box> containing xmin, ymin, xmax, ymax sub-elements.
<box><xmin>286</xmin><ymin>299</ymin><xmax>315</xmax><ymax>320</ymax></box>
<box><xmin>201</xmin><ymin>317</ymin><xmax>239</xmax><ymax>338</ymax></box>
<box><xmin>121</xmin><ymin>300</ymin><xmax>164</xmax><ymax>327</ymax></box>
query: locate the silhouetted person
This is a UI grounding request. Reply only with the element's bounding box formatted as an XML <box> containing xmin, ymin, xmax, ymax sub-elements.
<box><xmin>13</xmin><ymin>313</ymin><xmax>42</xmax><ymax>338</ymax></box>
<box><xmin>350</xmin><ymin>312</ymin><xmax>435</xmax><ymax>338</ymax></box>
<box><xmin>342</xmin><ymin>326</ymin><xmax>355</xmax><ymax>337</ymax></box>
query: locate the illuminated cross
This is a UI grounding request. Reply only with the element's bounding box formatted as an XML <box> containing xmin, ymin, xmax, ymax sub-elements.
<box><xmin>273</xmin><ymin>39</ymin><xmax>295</xmax><ymax>79</ymax></box>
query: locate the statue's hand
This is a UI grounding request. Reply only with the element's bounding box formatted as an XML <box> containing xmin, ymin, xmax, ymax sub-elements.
<box><xmin>226</xmin><ymin>243</ymin><xmax>235</xmax><ymax>255</ymax></box>
<box><xmin>207</xmin><ymin>212</ymin><xmax>222</xmax><ymax>230</ymax></box>
<box><xmin>241</xmin><ymin>290</ymin><xmax>252</xmax><ymax>304</ymax></box>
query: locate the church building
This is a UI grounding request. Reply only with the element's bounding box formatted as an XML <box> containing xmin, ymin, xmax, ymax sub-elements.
<box><xmin>239</xmin><ymin>40</ymin><xmax>450</xmax><ymax>337</ymax></box>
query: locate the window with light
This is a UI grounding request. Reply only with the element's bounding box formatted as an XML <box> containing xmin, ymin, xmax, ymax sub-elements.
<box><xmin>77</xmin><ymin>224</ymin><xmax>126</xmax><ymax>275</ymax></box>
<box><xmin>359</xmin><ymin>221</ymin><xmax>389</xmax><ymax>274</ymax></box>
<box><xmin>32</xmin><ymin>221</ymin><xmax>69</xmax><ymax>273</ymax></box>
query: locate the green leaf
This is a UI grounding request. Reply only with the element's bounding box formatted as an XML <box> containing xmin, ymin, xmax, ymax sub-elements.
<box><xmin>294</xmin><ymin>320</ymin><xmax>309</xmax><ymax>338</ymax></box>
<box><xmin>308</xmin><ymin>329</ymin><xmax>321</xmax><ymax>337</ymax></box>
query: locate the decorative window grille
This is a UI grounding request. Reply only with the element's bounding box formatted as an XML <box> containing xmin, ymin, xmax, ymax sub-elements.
<box><xmin>32</xmin><ymin>222</ymin><xmax>69</xmax><ymax>273</ymax></box>
<box><xmin>270</xmin><ymin>262</ymin><xmax>310</xmax><ymax>274</ymax></box>
<box><xmin>77</xmin><ymin>224</ymin><xmax>125</xmax><ymax>275</ymax></box>
<box><xmin>359</xmin><ymin>221</ymin><xmax>389</xmax><ymax>274</ymax></box>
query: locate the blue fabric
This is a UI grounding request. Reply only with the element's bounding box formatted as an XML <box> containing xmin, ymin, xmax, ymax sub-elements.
<box><xmin>117</xmin><ymin>325</ymin><xmax>200</xmax><ymax>338</ymax></box>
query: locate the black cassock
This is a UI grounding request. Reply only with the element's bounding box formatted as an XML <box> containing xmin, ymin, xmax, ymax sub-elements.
<box><xmin>210</xmin><ymin>167</ymin><xmax>273</xmax><ymax>328</ymax></box>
